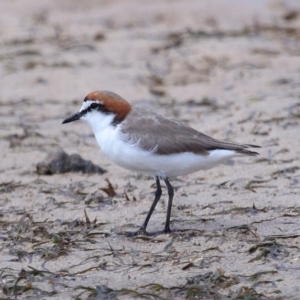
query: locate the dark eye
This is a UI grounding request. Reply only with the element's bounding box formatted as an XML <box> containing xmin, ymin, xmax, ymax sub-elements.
<box><xmin>90</xmin><ymin>103</ymin><xmax>99</xmax><ymax>109</ymax></box>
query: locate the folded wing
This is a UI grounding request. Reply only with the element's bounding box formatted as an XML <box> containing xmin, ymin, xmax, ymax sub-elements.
<box><xmin>121</xmin><ymin>108</ymin><xmax>260</xmax><ymax>156</ymax></box>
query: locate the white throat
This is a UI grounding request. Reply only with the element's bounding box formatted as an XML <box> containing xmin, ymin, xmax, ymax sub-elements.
<box><xmin>79</xmin><ymin>100</ymin><xmax>115</xmax><ymax>133</ymax></box>
<box><xmin>82</xmin><ymin>111</ymin><xmax>115</xmax><ymax>134</ymax></box>
<box><xmin>83</xmin><ymin>110</ymin><xmax>121</xmax><ymax>164</ymax></box>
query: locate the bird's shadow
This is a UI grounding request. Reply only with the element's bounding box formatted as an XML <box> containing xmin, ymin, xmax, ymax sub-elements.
<box><xmin>119</xmin><ymin>227</ymin><xmax>206</xmax><ymax>238</ymax></box>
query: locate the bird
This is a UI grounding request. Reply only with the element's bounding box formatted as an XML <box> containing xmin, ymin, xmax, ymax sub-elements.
<box><xmin>62</xmin><ymin>90</ymin><xmax>260</xmax><ymax>234</ymax></box>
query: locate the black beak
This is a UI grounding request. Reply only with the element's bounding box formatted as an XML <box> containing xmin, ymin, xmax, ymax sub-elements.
<box><xmin>62</xmin><ymin>112</ymin><xmax>81</xmax><ymax>124</ymax></box>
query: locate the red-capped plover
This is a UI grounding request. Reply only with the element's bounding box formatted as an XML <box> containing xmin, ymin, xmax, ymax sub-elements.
<box><xmin>63</xmin><ymin>91</ymin><xmax>259</xmax><ymax>234</ymax></box>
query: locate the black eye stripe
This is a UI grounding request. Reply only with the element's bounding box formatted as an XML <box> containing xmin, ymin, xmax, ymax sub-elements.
<box><xmin>90</xmin><ymin>103</ymin><xmax>99</xmax><ymax>109</ymax></box>
<box><xmin>80</xmin><ymin>101</ymin><xmax>111</xmax><ymax>116</ymax></box>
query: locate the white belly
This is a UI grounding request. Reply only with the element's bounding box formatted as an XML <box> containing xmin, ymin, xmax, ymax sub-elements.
<box><xmin>94</xmin><ymin>127</ymin><xmax>239</xmax><ymax>177</ymax></box>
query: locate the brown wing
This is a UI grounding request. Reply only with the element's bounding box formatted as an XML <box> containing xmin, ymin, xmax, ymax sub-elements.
<box><xmin>121</xmin><ymin>107</ymin><xmax>260</xmax><ymax>156</ymax></box>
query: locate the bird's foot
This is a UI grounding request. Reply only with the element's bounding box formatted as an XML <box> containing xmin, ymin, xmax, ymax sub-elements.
<box><xmin>126</xmin><ymin>227</ymin><xmax>149</xmax><ymax>237</ymax></box>
<box><xmin>162</xmin><ymin>226</ymin><xmax>172</xmax><ymax>234</ymax></box>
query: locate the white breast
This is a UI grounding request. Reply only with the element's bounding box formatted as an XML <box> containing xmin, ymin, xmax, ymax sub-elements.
<box><xmin>83</xmin><ymin>111</ymin><xmax>240</xmax><ymax>177</ymax></box>
<box><xmin>93</xmin><ymin>125</ymin><xmax>239</xmax><ymax>177</ymax></box>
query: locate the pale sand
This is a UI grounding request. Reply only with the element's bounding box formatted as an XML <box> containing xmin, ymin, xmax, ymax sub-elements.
<box><xmin>1</xmin><ymin>0</ymin><xmax>300</xmax><ymax>298</ymax></box>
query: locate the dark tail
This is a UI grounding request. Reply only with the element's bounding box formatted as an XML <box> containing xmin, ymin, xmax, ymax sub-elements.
<box><xmin>235</xmin><ymin>144</ymin><xmax>260</xmax><ymax>156</ymax></box>
<box><xmin>207</xmin><ymin>140</ymin><xmax>261</xmax><ymax>156</ymax></box>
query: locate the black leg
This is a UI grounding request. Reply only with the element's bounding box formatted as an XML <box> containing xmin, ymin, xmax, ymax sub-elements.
<box><xmin>140</xmin><ymin>176</ymin><xmax>162</xmax><ymax>230</ymax></box>
<box><xmin>163</xmin><ymin>177</ymin><xmax>174</xmax><ymax>233</ymax></box>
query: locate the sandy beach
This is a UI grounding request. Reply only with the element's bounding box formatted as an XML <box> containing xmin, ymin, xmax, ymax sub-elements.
<box><xmin>1</xmin><ymin>0</ymin><xmax>300</xmax><ymax>298</ymax></box>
